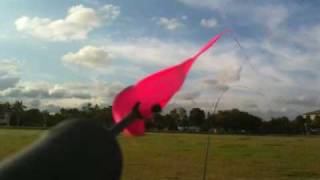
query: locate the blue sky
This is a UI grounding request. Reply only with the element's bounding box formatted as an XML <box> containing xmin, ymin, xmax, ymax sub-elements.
<box><xmin>0</xmin><ymin>0</ymin><xmax>319</xmax><ymax>119</ymax></box>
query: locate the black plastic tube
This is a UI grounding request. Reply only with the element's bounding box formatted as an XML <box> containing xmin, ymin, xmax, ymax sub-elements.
<box><xmin>0</xmin><ymin>119</ymin><xmax>123</xmax><ymax>180</ymax></box>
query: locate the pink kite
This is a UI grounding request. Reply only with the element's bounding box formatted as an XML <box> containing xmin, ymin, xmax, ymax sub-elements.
<box><xmin>112</xmin><ymin>31</ymin><xmax>228</xmax><ymax>136</ymax></box>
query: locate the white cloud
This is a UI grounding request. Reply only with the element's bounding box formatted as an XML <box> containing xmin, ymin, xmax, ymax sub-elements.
<box><xmin>175</xmin><ymin>91</ymin><xmax>201</xmax><ymax>101</ymax></box>
<box><xmin>156</xmin><ymin>17</ymin><xmax>182</xmax><ymax>31</ymax></box>
<box><xmin>0</xmin><ymin>81</ymin><xmax>125</xmax><ymax>109</ymax></box>
<box><xmin>0</xmin><ymin>60</ymin><xmax>20</xmax><ymax>90</ymax></box>
<box><xmin>200</xmin><ymin>18</ymin><xmax>218</xmax><ymax>28</ymax></box>
<box><xmin>103</xmin><ymin>38</ymin><xmax>192</xmax><ymax>67</ymax></box>
<box><xmin>27</xmin><ymin>99</ymin><xmax>41</xmax><ymax>109</ymax></box>
<box><xmin>102</xmin><ymin>37</ymin><xmax>236</xmax><ymax>70</ymax></box>
<box><xmin>177</xmin><ymin>0</ymin><xmax>233</xmax><ymax>10</ymax></box>
<box><xmin>293</xmin><ymin>24</ymin><xmax>320</xmax><ymax>52</ymax></box>
<box><xmin>15</xmin><ymin>4</ymin><xmax>120</xmax><ymax>41</ymax></box>
<box><xmin>62</xmin><ymin>46</ymin><xmax>112</xmax><ymax>69</ymax></box>
<box><xmin>98</xmin><ymin>4</ymin><xmax>121</xmax><ymax>20</ymax></box>
<box><xmin>41</xmin><ymin>81</ymin><xmax>125</xmax><ymax>109</ymax></box>
<box><xmin>121</xmin><ymin>33</ymin><xmax>316</xmax><ymax>118</ymax></box>
<box><xmin>179</xmin><ymin>0</ymin><xmax>289</xmax><ymax>34</ymax></box>
<box><xmin>254</xmin><ymin>5</ymin><xmax>288</xmax><ymax>31</ymax></box>
<box><xmin>181</xmin><ymin>15</ymin><xmax>188</xmax><ymax>20</ymax></box>
<box><xmin>201</xmin><ymin>64</ymin><xmax>242</xmax><ymax>91</ymax></box>
<box><xmin>81</xmin><ymin>30</ymin><xmax>320</xmax><ymax>118</ymax></box>
<box><xmin>217</xmin><ymin>65</ymin><xmax>242</xmax><ymax>84</ymax></box>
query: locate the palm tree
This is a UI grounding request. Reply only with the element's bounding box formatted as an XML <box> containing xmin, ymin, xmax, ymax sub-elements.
<box><xmin>0</xmin><ymin>102</ymin><xmax>11</xmax><ymax>126</ymax></box>
<box><xmin>42</xmin><ymin>110</ymin><xmax>50</xmax><ymax>128</ymax></box>
<box><xmin>0</xmin><ymin>102</ymin><xmax>11</xmax><ymax>113</ymax></box>
<box><xmin>12</xmin><ymin>101</ymin><xmax>26</xmax><ymax>126</ymax></box>
<box><xmin>82</xmin><ymin>103</ymin><xmax>93</xmax><ymax>113</ymax></box>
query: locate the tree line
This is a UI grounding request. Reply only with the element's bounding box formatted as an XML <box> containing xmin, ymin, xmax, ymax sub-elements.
<box><xmin>0</xmin><ymin>101</ymin><xmax>319</xmax><ymax>134</ymax></box>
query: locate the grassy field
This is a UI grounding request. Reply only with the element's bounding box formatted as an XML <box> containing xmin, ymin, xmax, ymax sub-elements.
<box><xmin>1</xmin><ymin>129</ymin><xmax>320</xmax><ymax>179</ymax></box>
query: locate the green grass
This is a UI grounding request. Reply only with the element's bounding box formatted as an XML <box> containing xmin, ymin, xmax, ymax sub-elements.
<box><xmin>0</xmin><ymin>129</ymin><xmax>45</xmax><ymax>161</ymax></box>
<box><xmin>1</xmin><ymin>129</ymin><xmax>320</xmax><ymax>180</ymax></box>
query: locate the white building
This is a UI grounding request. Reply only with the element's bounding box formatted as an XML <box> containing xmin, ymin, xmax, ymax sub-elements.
<box><xmin>0</xmin><ymin>113</ymin><xmax>10</xmax><ymax>126</ymax></box>
<box><xmin>303</xmin><ymin>110</ymin><xmax>320</xmax><ymax>121</ymax></box>
<box><xmin>177</xmin><ymin>126</ymin><xmax>201</xmax><ymax>132</ymax></box>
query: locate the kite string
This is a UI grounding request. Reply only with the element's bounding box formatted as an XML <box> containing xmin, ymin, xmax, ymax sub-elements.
<box><xmin>201</xmin><ymin>31</ymin><xmax>264</xmax><ymax>180</ymax></box>
<box><xmin>230</xmin><ymin>32</ymin><xmax>258</xmax><ymax>74</ymax></box>
<box><xmin>229</xmin><ymin>32</ymin><xmax>275</xmax><ymax>117</ymax></box>
<box><xmin>202</xmin><ymin>89</ymin><xmax>228</xmax><ymax>180</ymax></box>
<box><xmin>232</xmin><ymin>33</ymin><xmax>303</xmax><ymax>117</ymax></box>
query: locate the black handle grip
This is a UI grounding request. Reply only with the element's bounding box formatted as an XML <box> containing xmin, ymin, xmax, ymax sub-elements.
<box><xmin>0</xmin><ymin>119</ymin><xmax>123</xmax><ymax>180</ymax></box>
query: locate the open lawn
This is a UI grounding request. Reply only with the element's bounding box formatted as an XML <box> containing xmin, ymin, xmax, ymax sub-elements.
<box><xmin>0</xmin><ymin>129</ymin><xmax>320</xmax><ymax>179</ymax></box>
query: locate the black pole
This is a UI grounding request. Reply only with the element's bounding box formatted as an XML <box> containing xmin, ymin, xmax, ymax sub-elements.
<box><xmin>110</xmin><ymin>102</ymin><xmax>142</xmax><ymax>136</ymax></box>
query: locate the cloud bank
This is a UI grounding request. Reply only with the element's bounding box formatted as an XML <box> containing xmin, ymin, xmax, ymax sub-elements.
<box><xmin>15</xmin><ymin>4</ymin><xmax>120</xmax><ymax>41</ymax></box>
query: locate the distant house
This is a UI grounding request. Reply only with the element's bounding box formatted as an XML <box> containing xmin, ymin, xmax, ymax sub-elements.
<box><xmin>303</xmin><ymin>110</ymin><xmax>320</xmax><ymax>120</ymax></box>
<box><xmin>0</xmin><ymin>113</ymin><xmax>10</xmax><ymax>126</ymax></box>
<box><xmin>177</xmin><ymin>126</ymin><xmax>200</xmax><ymax>132</ymax></box>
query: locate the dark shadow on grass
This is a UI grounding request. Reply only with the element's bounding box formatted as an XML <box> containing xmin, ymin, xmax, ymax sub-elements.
<box><xmin>218</xmin><ymin>144</ymin><xmax>248</xmax><ymax>149</ymax></box>
<box><xmin>236</xmin><ymin>137</ymin><xmax>251</xmax><ymax>141</ymax></box>
<box><xmin>285</xmin><ymin>170</ymin><xmax>319</xmax><ymax>178</ymax></box>
<box><xmin>263</xmin><ymin>143</ymin><xmax>284</xmax><ymax>147</ymax></box>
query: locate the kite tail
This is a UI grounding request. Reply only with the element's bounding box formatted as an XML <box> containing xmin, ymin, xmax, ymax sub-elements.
<box><xmin>192</xmin><ymin>29</ymin><xmax>231</xmax><ymax>60</ymax></box>
<box><xmin>181</xmin><ymin>29</ymin><xmax>230</xmax><ymax>77</ymax></box>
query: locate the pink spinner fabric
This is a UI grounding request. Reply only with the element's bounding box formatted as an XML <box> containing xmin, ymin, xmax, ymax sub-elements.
<box><xmin>112</xmin><ymin>31</ymin><xmax>228</xmax><ymax>136</ymax></box>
